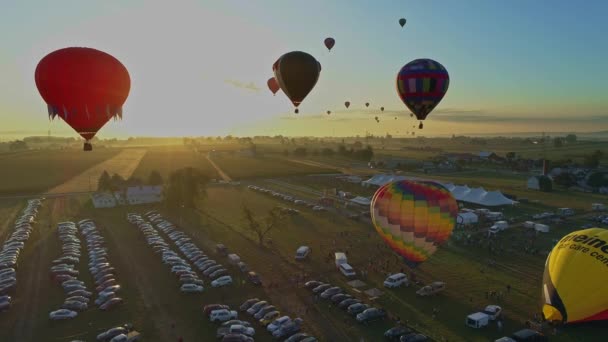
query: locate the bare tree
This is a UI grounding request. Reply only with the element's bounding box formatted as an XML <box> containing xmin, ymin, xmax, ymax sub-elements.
<box><xmin>242</xmin><ymin>205</ymin><xmax>287</xmax><ymax>246</ymax></box>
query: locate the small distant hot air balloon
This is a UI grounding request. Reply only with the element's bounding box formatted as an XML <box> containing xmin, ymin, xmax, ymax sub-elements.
<box><xmin>380</xmin><ymin>107</ymin><xmax>384</xmax><ymax>112</ymax></box>
<box><xmin>542</xmin><ymin>228</ymin><xmax>608</xmax><ymax>324</ymax></box>
<box><xmin>326</xmin><ymin>110</ymin><xmax>331</xmax><ymax>115</ymax></box>
<box><xmin>324</xmin><ymin>37</ymin><xmax>335</xmax><ymax>51</ymax></box>
<box><xmin>365</xmin><ymin>102</ymin><xmax>370</xmax><ymax>108</ymax></box>
<box><xmin>371</xmin><ymin>180</ymin><xmax>457</xmax><ymax>266</ymax></box>
<box><xmin>273</xmin><ymin>51</ymin><xmax>321</xmax><ymax>114</ymax></box>
<box><xmin>267</xmin><ymin>77</ymin><xmax>280</xmax><ymax>95</ymax></box>
<box><xmin>35</xmin><ymin>47</ymin><xmax>130</xmax><ymax>151</ymax></box>
<box><xmin>345</xmin><ymin>101</ymin><xmax>350</xmax><ymax>109</ymax></box>
<box><xmin>399</xmin><ymin>18</ymin><xmax>407</xmax><ymax>27</ymax></box>
<box><xmin>397</xmin><ymin>58</ymin><xmax>449</xmax><ymax>129</ymax></box>
<box><xmin>394</xmin><ymin>117</ymin><xmax>397</xmax><ymax>120</ymax></box>
<box><xmin>410</xmin><ymin>113</ymin><xmax>414</xmax><ymax>118</ymax></box>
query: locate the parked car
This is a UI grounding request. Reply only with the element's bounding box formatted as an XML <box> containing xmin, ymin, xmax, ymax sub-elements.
<box><xmin>99</xmin><ymin>297</ymin><xmax>123</xmax><ymax>311</ymax></box>
<box><xmin>337</xmin><ymin>298</ymin><xmax>359</xmax><ymax>310</ymax></box>
<box><xmin>384</xmin><ymin>273</ymin><xmax>409</xmax><ymax>288</ymax></box>
<box><xmin>211</xmin><ymin>276</ymin><xmax>233</xmax><ymax>288</ymax></box>
<box><xmin>49</xmin><ymin>309</ymin><xmax>77</xmax><ymax>320</ymax></box>
<box><xmin>210</xmin><ymin>309</ymin><xmax>238</xmax><ymax>323</ymax></box>
<box><xmin>356</xmin><ymin>308</ymin><xmax>386</xmax><ymax>324</ymax></box>
<box><xmin>312</xmin><ymin>284</ymin><xmax>331</xmax><ymax>294</ymax></box>
<box><xmin>239</xmin><ymin>298</ymin><xmax>259</xmax><ymax>311</ymax></box>
<box><xmin>347</xmin><ymin>303</ymin><xmax>369</xmax><ymax>316</ymax></box>
<box><xmin>272</xmin><ymin>320</ymin><xmax>301</xmax><ymax>339</ymax></box>
<box><xmin>96</xmin><ymin>326</ymin><xmax>128</xmax><ymax>341</ymax></box>
<box><xmin>221</xmin><ymin>333</ymin><xmax>254</xmax><ymax>342</ymax></box>
<box><xmin>266</xmin><ymin>316</ymin><xmax>291</xmax><ymax>333</ymax></box>
<box><xmin>216</xmin><ymin>324</ymin><xmax>255</xmax><ymax>338</ymax></box>
<box><xmin>180</xmin><ymin>283</ymin><xmax>204</xmax><ymax>293</ymax></box>
<box><xmin>320</xmin><ymin>287</ymin><xmax>341</xmax><ymax>299</ymax></box>
<box><xmin>416</xmin><ymin>282</ymin><xmax>446</xmax><ymax>296</ymax></box>
<box><xmin>246</xmin><ymin>301</ymin><xmax>268</xmax><ymax>315</ymax></box>
<box><xmin>330</xmin><ymin>293</ymin><xmax>352</xmax><ymax>304</ymax></box>
<box><xmin>304</xmin><ymin>280</ymin><xmax>322</xmax><ymax>289</ymax></box>
<box><xmin>385</xmin><ymin>326</ymin><xmax>412</xmax><ymax>340</ymax></box>
<box><xmin>259</xmin><ymin>310</ymin><xmax>281</xmax><ymax>326</ymax></box>
<box><xmin>254</xmin><ymin>305</ymin><xmax>276</xmax><ymax>320</ymax></box>
<box><xmin>400</xmin><ymin>333</ymin><xmax>428</xmax><ymax>342</ymax></box>
<box><xmin>204</xmin><ymin>304</ymin><xmax>229</xmax><ymax>315</ymax></box>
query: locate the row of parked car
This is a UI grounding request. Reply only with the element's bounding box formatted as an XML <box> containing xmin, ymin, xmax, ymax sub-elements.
<box><xmin>205</xmin><ymin>298</ymin><xmax>316</xmax><ymax>341</ymax></box>
<box><xmin>49</xmin><ymin>222</ymin><xmax>90</xmax><ymax>319</ymax></box>
<box><xmin>247</xmin><ymin>185</ymin><xmax>326</xmax><ymax>212</ymax></box>
<box><xmin>94</xmin><ymin>323</ymin><xmax>141</xmax><ymax>342</ymax></box>
<box><xmin>80</xmin><ymin>220</ymin><xmax>123</xmax><ymax>311</ymax></box>
<box><xmin>0</xmin><ymin>198</ymin><xmax>42</xmax><ymax>310</ymax></box>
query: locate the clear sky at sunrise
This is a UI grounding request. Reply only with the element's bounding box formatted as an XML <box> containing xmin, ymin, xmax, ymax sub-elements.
<box><xmin>1</xmin><ymin>0</ymin><xmax>607</xmax><ymax>139</ymax></box>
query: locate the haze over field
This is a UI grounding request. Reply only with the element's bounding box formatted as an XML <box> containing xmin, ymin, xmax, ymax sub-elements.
<box><xmin>1</xmin><ymin>0</ymin><xmax>607</xmax><ymax>140</ymax></box>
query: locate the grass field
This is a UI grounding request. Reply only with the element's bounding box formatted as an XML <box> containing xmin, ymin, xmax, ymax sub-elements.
<box><xmin>130</xmin><ymin>145</ymin><xmax>218</xmax><ymax>179</ymax></box>
<box><xmin>210</xmin><ymin>155</ymin><xmax>336</xmax><ymax>179</ymax></box>
<box><xmin>0</xmin><ymin>149</ymin><xmax>121</xmax><ymax>195</ymax></box>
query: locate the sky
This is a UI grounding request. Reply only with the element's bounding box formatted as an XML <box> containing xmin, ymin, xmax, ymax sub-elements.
<box><xmin>1</xmin><ymin>0</ymin><xmax>607</xmax><ymax>139</ymax></box>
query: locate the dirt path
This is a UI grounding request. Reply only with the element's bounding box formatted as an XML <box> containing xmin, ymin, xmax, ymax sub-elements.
<box><xmin>206</xmin><ymin>154</ymin><xmax>232</xmax><ymax>181</ymax></box>
<box><xmin>99</xmin><ymin>217</ymin><xmax>175</xmax><ymax>342</ymax></box>
<box><xmin>12</xmin><ymin>197</ymin><xmax>64</xmax><ymax>341</ymax></box>
<box><xmin>48</xmin><ymin>149</ymin><xmax>147</xmax><ymax>194</ymax></box>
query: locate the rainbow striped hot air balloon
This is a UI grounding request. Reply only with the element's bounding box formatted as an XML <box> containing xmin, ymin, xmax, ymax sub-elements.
<box><xmin>371</xmin><ymin>180</ymin><xmax>458</xmax><ymax>266</ymax></box>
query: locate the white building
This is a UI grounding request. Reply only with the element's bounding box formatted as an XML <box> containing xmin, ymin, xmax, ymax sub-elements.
<box><xmin>91</xmin><ymin>192</ymin><xmax>118</xmax><ymax>208</ymax></box>
<box><xmin>125</xmin><ymin>186</ymin><xmax>163</xmax><ymax>205</ymax></box>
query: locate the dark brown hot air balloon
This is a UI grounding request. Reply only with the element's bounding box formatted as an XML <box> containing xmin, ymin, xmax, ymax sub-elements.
<box><xmin>273</xmin><ymin>51</ymin><xmax>321</xmax><ymax>114</ymax></box>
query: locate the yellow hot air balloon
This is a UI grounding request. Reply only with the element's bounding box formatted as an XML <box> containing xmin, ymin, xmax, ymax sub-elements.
<box><xmin>542</xmin><ymin>228</ymin><xmax>608</xmax><ymax>324</ymax></box>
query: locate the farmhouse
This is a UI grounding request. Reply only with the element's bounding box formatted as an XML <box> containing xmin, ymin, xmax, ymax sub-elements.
<box><xmin>91</xmin><ymin>185</ymin><xmax>163</xmax><ymax>208</ymax></box>
<box><xmin>91</xmin><ymin>192</ymin><xmax>117</xmax><ymax>208</ymax></box>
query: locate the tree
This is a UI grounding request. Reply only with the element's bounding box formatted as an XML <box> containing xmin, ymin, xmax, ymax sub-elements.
<box><xmin>565</xmin><ymin>134</ymin><xmax>577</xmax><ymax>144</ymax></box>
<box><xmin>583</xmin><ymin>150</ymin><xmax>604</xmax><ymax>169</ymax></box>
<box><xmin>293</xmin><ymin>147</ymin><xmax>307</xmax><ymax>157</ymax></box>
<box><xmin>553</xmin><ymin>137</ymin><xmax>564</xmax><ymax>148</ymax></box>
<box><xmin>282</xmin><ymin>149</ymin><xmax>289</xmax><ymax>157</ymax></box>
<box><xmin>538</xmin><ymin>176</ymin><xmax>553</xmax><ymax>192</ymax></box>
<box><xmin>242</xmin><ymin>205</ymin><xmax>287</xmax><ymax>246</ymax></box>
<box><xmin>321</xmin><ymin>148</ymin><xmax>335</xmax><ymax>157</ymax></box>
<box><xmin>163</xmin><ymin>167</ymin><xmax>210</xmax><ymax>210</ymax></box>
<box><xmin>9</xmin><ymin>140</ymin><xmax>28</xmax><ymax>151</ymax></box>
<box><xmin>506</xmin><ymin>152</ymin><xmax>516</xmax><ymax>161</ymax></box>
<box><xmin>148</xmin><ymin>170</ymin><xmax>164</xmax><ymax>185</ymax></box>
<box><xmin>587</xmin><ymin>172</ymin><xmax>608</xmax><ymax>188</ymax></box>
<box><xmin>312</xmin><ymin>149</ymin><xmax>319</xmax><ymax>156</ymax></box>
<box><xmin>353</xmin><ymin>141</ymin><xmax>363</xmax><ymax>149</ymax></box>
<box><xmin>553</xmin><ymin>172</ymin><xmax>576</xmax><ymax>187</ymax></box>
<box><xmin>97</xmin><ymin>171</ymin><xmax>112</xmax><ymax>192</ymax></box>
<box><xmin>110</xmin><ymin>174</ymin><xmax>125</xmax><ymax>191</ymax></box>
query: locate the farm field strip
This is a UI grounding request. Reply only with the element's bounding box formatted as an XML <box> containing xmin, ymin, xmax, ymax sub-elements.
<box><xmin>48</xmin><ymin>149</ymin><xmax>147</xmax><ymax>194</ymax></box>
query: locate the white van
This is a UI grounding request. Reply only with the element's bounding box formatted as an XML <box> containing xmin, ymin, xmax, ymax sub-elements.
<box><xmin>338</xmin><ymin>263</ymin><xmax>356</xmax><ymax>278</ymax></box>
<box><xmin>295</xmin><ymin>246</ymin><xmax>311</xmax><ymax>261</ymax></box>
<box><xmin>209</xmin><ymin>309</ymin><xmax>237</xmax><ymax>322</ymax></box>
<box><xmin>335</xmin><ymin>252</ymin><xmax>347</xmax><ymax>268</ymax></box>
<box><xmin>384</xmin><ymin>273</ymin><xmax>409</xmax><ymax>288</ymax></box>
<box><xmin>466</xmin><ymin>312</ymin><xmax>490</xmax><ymax>328</ymax></box>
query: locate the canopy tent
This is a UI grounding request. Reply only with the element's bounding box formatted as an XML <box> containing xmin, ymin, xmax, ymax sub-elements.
<box><xmin>458</xmin><ymin>212</ymin><xmax>479</xmax><ymax>225</ymax></box>
<box><xmin>362</xmin><ymin>174</ymin><xmax>517</xmax><ymax>207</ymax></box>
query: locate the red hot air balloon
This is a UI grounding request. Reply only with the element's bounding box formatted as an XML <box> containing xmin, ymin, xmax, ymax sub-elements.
<box><xmin>273</xmin><ymin>51</ymin><xmax>321</xmax><ymax>114</ymax></box>
<box><xmin>267</xmin><ymin>77</ymin><xmax>280</xmax><ymax>95</ymax></box>
<box><xmin>35</xmin><ymin>47</ymin><xmax>130</xmax><ymax>151</ymax></box>
<box><xmin>324</xmin><ymin>37</ymin><xmax>335</xmax><ymax>51</ymax></box>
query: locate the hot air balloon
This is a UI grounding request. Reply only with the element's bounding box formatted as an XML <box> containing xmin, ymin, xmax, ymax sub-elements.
<box><xmin>380</xmin><ymin>107</ymin><xmax>384</xmax><ymax>112</ymax></box>
<box><xmin>394</xmin><ymin>117</ymin><xmax>397</xmax><ymax>120</ymax></box>
<box><xmin>542</xmin><ymin>228</ymin><xmax>608</xmax><ymax>324</ymax></box>
<box><xmin>345</xmin><ymin>101</ymin><xmax>350</xmax><ymax>109</ymax></box>
<box><xmin>399</xmin><ymin>18</ymin><xmax>407</xmax><ymax>27</ymax></box>
<box><xmin>396</xmin><ymin>58</ymin><xmax>449</xmax><ymax>129</ymax></box>
<box><xmin>365</xmin><ymin>102</ymin><xmax>370</xmax><ymax>108</ymax></box>
<box><xmin>326</xmin><ymin>110</ymin><xmax>331</xmax><ymax>115</ymax></box>
<box><xmin>371</xmin><ymin>180</ymin><xmax>457</xmax><ymax>266</ymax></box>
<box><xmin>267</xmin><ymin>77</ymin><xmax>280</xmax><ymax>95</ymax></box>
<box><xmin>35</xmin><ymin>47</ymin><xmax>130</xmax><ymax>151</ymax></box>
<box><xmin>273</xmin><ymin>51</ymin><xmax>321</xmax><ymax>114</ymax></box>
<box><xmin>324</xmin><ymin>37</ymin><xmax>335</xmax><ymax>51</ymax></box>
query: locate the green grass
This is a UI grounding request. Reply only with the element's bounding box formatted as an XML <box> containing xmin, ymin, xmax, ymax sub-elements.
<box><xmin>130</xmin><ymin>145</ymin><xmax>218</xmax><ymax>179</ymax></box>
<box><xmin>0</xmin><ymin>149</ymin><xmax>121</xmax><ymax>195</ymax></box>
<box><xmin>211</xmin><ymin>155</ymin><xmax>335</xmax><ymax>179</ymax></box>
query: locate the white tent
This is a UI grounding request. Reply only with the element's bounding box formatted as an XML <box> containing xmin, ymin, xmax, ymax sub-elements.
<box><xmin>362</xmin><ymin>174</ymin><xmax>517</xmax><ymax>206</ymax></box>
<box><xmin>350</xmin><ymin>196</ymin><xmax>371</xmax><ymax>206</ymax></box>
<box><xmin>458</xmin><ymin>212</ymin><xmax>479</xmax><ymax>225</ymax></box>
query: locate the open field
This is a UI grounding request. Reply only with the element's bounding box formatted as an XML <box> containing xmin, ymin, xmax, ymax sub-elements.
<box><xmin>210</xmin><ymin>155</ymin><xmax>336</xmax><ymax>179</ymax></box>
<box><xmin>130</xmin><ymin>145</ymin><xmax>218</xmax><ymax>179</ymax></box>
<box><xmin>0</xmin><ymin>149</ymin><xmax>121</xmax><ymax>195</ymax></box>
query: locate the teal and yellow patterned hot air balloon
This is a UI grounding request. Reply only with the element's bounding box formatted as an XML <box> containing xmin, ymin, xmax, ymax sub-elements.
<box><xmin>371</xmin><ymin>180</ymin><xmax>458</xmax><ymax>266</ymax></box>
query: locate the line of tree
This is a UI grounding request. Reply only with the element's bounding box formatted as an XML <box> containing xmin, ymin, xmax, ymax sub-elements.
<box><xmin>97</xmin><ymin>170</ymin><xmax>164</xmax><ymax>192</ymax></box>
<box><xmin>290</xmin><ymin>145</ymin><xmax>373</xmax><ymax>161</ymax></box>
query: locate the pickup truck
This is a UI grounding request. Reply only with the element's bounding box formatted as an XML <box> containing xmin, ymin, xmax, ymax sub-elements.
<box><xmin>416</xmin><ymin>281</ymin><xmax>446</xmax><ymax>296</ymax></box>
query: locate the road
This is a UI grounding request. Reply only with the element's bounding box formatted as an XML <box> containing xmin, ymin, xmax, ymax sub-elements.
<box><xmin>206</xmin><ymin>153</ymin><xmax>232</xmax><ymax>182</ymax></box>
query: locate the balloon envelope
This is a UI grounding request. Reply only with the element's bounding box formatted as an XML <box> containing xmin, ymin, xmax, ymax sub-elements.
<box><xmin>396</xmin><ymin>58</ymin><xmax>449</xmax><ymax>121</ymax></box>
<box><xmin>267</xmin><ymin>77</ymin><xmax>280</xmax><ymax>95</ymax></box>
<box><xmin>35</xmin><ymin>47</ymin><xmax>130</xmax><ymax>140</ymax></box>
<box><xmin>324</xmin><ymin>37</ymin><xmax>335</xmax><ymax>51</ymax></box>
<box><xmin>365</xmin><ymin>102</ymin><xmax>370</xmax><ymax>107</ymax></box>
<box><xmin>273</xmin><ymin>51</ymin><xmax>321</xmax><ymax>109</ymax></box>
<box><xmin>371</xmin><ymin>180</ymin><xmax>458</xmax><ymax>266</ymax></box>
<box><xmin>542</xmin><ymin>228</ymin><xmax>608</xmax><ymax>324</ymax></box>
<box><xmin>399</xmin><ymin>18</ymin><xmax>407</xmax><ymax>27</ymax></box>
<box><xmin>345</xmin><ymin>101</ymin><xmax>350</xmax><ymax>108</ymax></box>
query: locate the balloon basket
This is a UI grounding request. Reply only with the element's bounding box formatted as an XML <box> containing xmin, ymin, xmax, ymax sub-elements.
<box><xmin>83</xmin><ymin>142</ymin><xmax>93</xmax><ymax>151</ymax></box>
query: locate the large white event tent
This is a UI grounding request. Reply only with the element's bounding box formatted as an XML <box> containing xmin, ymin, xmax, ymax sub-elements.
<box><xmin>361</xmin><ymin>175</ymin><xmax>516</xmax><ymax>207</ymax></box>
